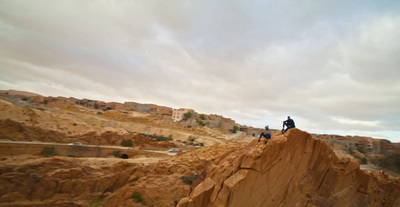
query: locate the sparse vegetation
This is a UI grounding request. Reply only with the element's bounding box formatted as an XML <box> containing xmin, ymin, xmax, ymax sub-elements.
<box><xmin>197</xmin><ymin>120</ymin><xmax>205</xmax><ymax>126</ymax></box>
<box><xmin>113</xmin><ymin>150</ymin><xmax>121</xmax><ymax>157</ymax></box>
<box><xmin>155</xmin><ymin>136</ymin><xmax>173</xmax><ymax>141</ymax></box>
<box><xmin>22</xmin><ymin>97</ymin><xmax>28</xmax><ymax>101</ymax></box>
<box><xmin>97</xmin><ymin>111</ymin><xmax>103</xmax><ymax>115</ymax></box>
<box><xmin>233</xmin><ymin>126</ymin><xmax>239</xmax><ymax>133</ymax></box>
<box><xmin>91</xmin><ymin>199</ymin><xmax>104</xmax><ymax>207</ymax></box>
<box><xmin>140</xmin><ymin>133</ymin><xmax>172</xmax><ymax>141</ymax></box>
<box><xmin>199</xmin><ymin>114</ymin><xmax>205</xmax><ymax>120</ymax></box>
<box><xmin>132</xmin><ymin>192</ymin><xmax>143</xmax><ymax>202</ymax></box>
<box><xmin>184</xmin><ymin>112</ymin><xmax>191</xmax><ymax>119</ymax></box>
<box><xmin>181</xmin><ymin>173</ymin><xmax>200</xmax><ymax>185</ymax></box>
<box><xmin>121</xmin><ymin>140</ymin><xmax>133</xmax><ymax>147</ymax></box>
<box><xmin>41</xmin><ymin>146</ymin><xmax>58</xmax><ymax>157</ymax></box>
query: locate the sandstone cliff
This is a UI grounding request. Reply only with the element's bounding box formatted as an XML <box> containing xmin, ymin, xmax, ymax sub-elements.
<box><xmin>0</xmin><ymin>157</ymin><xmax>138</xmax><ymax>207</ymax></box>
<box><xmin>178</xmin><ymin>129</ymin><xmax>400</xmax><ymax>207</ymax></box>
<box><xmin>104</xmin><ymin>142</ymin><xmax>245</xmax><ymax>207</ymax></box>
<box><xmin>0</xmin><ymin>142</ymin><xmax>244</xmax><ymax>207</ymax></box>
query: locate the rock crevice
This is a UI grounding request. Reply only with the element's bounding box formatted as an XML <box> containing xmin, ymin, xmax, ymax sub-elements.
<box><xmin>178</xmin><ymin>129</ymin><xmax>400</xmax><ymax>207</ymax></box>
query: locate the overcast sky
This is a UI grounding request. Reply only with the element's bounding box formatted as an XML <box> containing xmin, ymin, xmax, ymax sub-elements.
<box><xmin>1</xmin><ymin>1</ymin><xmax>400</xmax><ymax>142</ymax></box>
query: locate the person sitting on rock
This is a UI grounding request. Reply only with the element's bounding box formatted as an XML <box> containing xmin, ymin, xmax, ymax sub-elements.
<box><xmin>282</xmin><ymin>116</ymin><xmax>295</xmax><ymax>134</ymax></box>
<box><xmin>258</xmin><ymin>125</ymin><xmax>271</xmax><ymax>144</ymax></box>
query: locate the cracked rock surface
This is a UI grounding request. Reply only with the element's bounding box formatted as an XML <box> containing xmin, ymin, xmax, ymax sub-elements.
<box><xmin>178</xmin><ymin>129</ymin><xmax>400</xmax><ymax>207</ymax></box>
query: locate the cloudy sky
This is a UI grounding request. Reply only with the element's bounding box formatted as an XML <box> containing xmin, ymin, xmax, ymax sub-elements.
<box><xmin>1</xmin><ymin>1</ymin><xmax>400</xmax><ymax>142</ymax></box>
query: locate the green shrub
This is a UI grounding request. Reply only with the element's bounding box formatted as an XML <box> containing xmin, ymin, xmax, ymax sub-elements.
<box><xmin>140</xmin><ymin>133</ymin><xmax>172</xmax><ymax>141</ymax></box>
<box><xmin>197</xmin><ymin>120</ymin><xmax>205</xmax><ymax>126</ymax></box>
<box><xmin>199</xmin><ymin>114</ymin><xmax>205</xmax><ymax>120</ymax></box>
<box><xmin>121</xmin><ymin>140</ymin><xmax>133</xmax><ymax>147</ymax></box>
<box><xmin>132</xmin><ymin>192</ymin><xmax>143</xmax><ymax>202</ymax></box>
<box><xmin>41</xmin><ymin>146</ymin><xmax>58</xmax><ymax>157</ymax></box>
<box><xmin>233</xmin><ymin>126</ymin><xmax>239</xmax><ymax>133</ymax></box>
<box><xmin>181</xmin><ymin>173</ymin><xmax>199</xmax><ymax>185</ymax></box>
<box><xmin>113</xmin><ymin>151</ymin><xmax>121</xmax><ymax>157</ymax></box>
<box><xmin>184</xmin><ymin>112</ymin><xmax>191</xmax><ymax>119</ymax></box>
<box><xmin>97</xmin><ymin>111</ymin><xmax>103</xmax><ymax>115</ymax></box>
<box><xmin>155</xmin><ymin>136</ymin><xmax>172</xmax><ymax>141</ymax></box>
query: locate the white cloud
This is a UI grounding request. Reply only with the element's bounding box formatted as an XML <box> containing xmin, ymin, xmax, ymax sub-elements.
<box><xmin>332</xmin><ymin>117</ymin><xmax>380</xmax><ymax>127</ymax></box>
<box><xmin>1</xmin><ymin>0</ymin><xmax>400</xmax><ymax>142</ymax></box>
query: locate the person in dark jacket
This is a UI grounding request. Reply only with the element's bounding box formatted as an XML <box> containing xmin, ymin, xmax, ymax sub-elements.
<box><xmin>258</xmin><ymin>125</ymin><xmax>271</xmax><ymax>144</ymax></box>
<box><xmin>282</xmin><ymin>116</ymin><xmax>295</xmax><ymax>134</ymax></box>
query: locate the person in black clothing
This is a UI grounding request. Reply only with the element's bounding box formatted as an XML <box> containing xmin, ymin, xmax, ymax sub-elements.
<box><xmin>282</xmin><ymin>116</ymin><xmax>295</xmax><ymax>134</ymax></box>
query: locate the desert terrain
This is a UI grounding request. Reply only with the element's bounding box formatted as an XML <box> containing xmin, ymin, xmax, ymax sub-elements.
<box><xmin>0</xmin><ymin>91</ymin><xmax>399</xmax><ymax>207</ymax></box>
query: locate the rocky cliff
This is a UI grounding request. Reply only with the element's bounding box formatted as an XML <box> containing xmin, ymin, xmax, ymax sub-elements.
<box><xmin>0</xmin><ymin>142</ymin><xmax>244</xmax><ymax>207</ymax></box>
<box><xmin>178</xmin><ymin>129</ymin><xmax>400</xmax><ymax>207</ymax></box>
<box><xmin>0</xmin><ymin>157</ymin><xmax>138</xmax><ymax>207</ymax></box>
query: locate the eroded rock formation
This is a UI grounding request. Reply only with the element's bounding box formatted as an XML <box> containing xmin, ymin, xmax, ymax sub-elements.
<box><xmin>178</xmin><ymin>129</ymin><xmax>400</xmax><ymax>207</ymax></box>
<box><xmin>0</xmin><ymin>99</ymin><xmax>224</xmax><ymax>147</ymax></box>
<box><xmin>0</xmin><ymin>142</ymin><xmax>244</xmax><ymax>207</ymax></box>
<box><xmin>104</xmin><ymin>142</ymin><xmax>245</xmax><ymax>207</ymax></box>
<box><xmin>0</xmin><ymin>158</ymin><xmax>137</xmax><ymax>207</ymax></box>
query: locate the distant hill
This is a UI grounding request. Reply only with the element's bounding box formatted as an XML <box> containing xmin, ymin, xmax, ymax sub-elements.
<box><xmin>0</xmin><ymin>89</ymin><xmax>42</xmax><ymax>97</ymax></box>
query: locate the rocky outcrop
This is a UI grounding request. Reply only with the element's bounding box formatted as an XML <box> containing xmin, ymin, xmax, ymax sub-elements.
<box><xmin>178</xmin><ymin>129</ymin><xmax>400</xmax><ymax>207</ymax></box>
<box><xmin>0</xmin><ymin>142</ymin><xmax>244</xmax><ymax>207</ymax></box>
<box><xmin>0</xmin><ymin>99</ymin><xmax>225</xmax><ymax>147</ymax></box>
<box><xmin>0</xmin><ymin>118</ymin><xmax>71</xmax><ymax>142</ymax></box>
<box><xmin>104</xmin><ymin>142</ymin><xmax>245</xmax><ymax>207</ymax></box>
<box><xmin>0</xmin><ymin>118</ymin><xmax>175</xmax><ymax>150</ymax></box>
<box><xmin>0</xmin><ymin>158</ymin><xmax>138</xmax><ymax>207</ymax></box>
